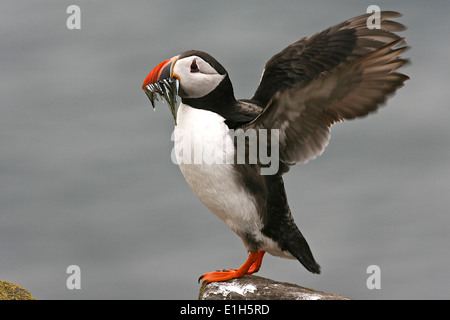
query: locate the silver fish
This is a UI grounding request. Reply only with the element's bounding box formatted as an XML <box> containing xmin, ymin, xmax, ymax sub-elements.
<box><xmin>143</xmin><ymin>77</ymin><xmax>179</xmax><ymax>124</ymax></box>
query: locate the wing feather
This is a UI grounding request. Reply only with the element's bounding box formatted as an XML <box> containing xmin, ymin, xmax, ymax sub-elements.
<box><xmin>245</xmin><ymin>11</ymin><xmax>409</xmax><ymax>165</ymax></box>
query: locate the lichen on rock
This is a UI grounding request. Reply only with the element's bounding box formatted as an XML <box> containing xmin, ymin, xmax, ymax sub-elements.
<box><xmin>0</xmin><ymin>281</ymin><xmax>35</xmax><ymax>300</ymax></box>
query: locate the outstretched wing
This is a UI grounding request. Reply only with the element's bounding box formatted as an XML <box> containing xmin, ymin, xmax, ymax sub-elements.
<box><xmin>245</xmin><ymin>11</ymin><xmax>409</xmax><ymax>165</ymax></box>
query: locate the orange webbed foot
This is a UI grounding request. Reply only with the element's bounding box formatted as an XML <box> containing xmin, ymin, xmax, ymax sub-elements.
<box><xmin>199</xmin><ymin>251</ymin><xmax>266</xmax><ymax>283</ymax></box>
<box><xmin>199</xmin><ymin>269</ymin><xmax>241</xmax><ymax>283</ymax></box>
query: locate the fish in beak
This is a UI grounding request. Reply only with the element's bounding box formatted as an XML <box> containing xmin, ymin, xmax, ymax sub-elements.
<box><xmin>142</xmin><ymin>56</ymin><xmax>179</xmax><ymax>124</ymax></box>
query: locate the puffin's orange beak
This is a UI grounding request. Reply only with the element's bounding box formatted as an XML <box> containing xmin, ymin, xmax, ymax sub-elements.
<box><xmin>142</xmin><ymin>58</ymin><xmax>175</xmax><ymax>90</ymax></box>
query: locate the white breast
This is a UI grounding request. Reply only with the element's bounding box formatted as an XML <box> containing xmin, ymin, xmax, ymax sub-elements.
<box><xmin>173</xmin><ymin>103</ymin><xmax>262</xmax><ymax>237</ymax></box>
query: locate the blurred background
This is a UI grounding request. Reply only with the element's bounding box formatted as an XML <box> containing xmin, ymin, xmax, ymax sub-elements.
<box><xmin>1</xmin><ymin>0</ymin><xmax>449</xmax><ymax>299</ymax></box>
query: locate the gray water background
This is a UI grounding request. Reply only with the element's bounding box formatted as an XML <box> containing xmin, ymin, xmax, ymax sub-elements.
<box><xmin>1</xmin><ymin>0</ymin><xmax>449</xmax><ymax>299</ymax></box>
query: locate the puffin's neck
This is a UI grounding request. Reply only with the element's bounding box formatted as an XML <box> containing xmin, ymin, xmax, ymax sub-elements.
<box><xmin>181</xmin><ymin>75</ymin><xmax>238</xmax><ymax>122</ymax></box>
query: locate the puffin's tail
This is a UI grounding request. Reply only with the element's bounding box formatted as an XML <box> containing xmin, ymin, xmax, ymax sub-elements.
<box><xmin>283</xmin><ymin>223</ymin><xmax>321</xmax><ymax>274</ymax></box>
<box><xmin>262</xmin><ymin>174</ymin><xmax>321</xmax><ymax>274</ymax></box>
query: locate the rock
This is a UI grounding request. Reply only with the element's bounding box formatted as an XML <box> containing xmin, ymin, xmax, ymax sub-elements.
<box><xmin>0</xmin><ymin>281</ymin><xmax>35</xmax><ymax>300</ymax></box>
<box><xmin>199</xmin><ymin>275</ymin><xmax>350</xmax><ymax>300</ymax></box>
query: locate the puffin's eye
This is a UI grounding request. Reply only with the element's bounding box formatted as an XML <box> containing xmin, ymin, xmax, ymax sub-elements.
<box><xmin>190</xmin><ymin>59</ymin><xmax>199</xmax><ymax>73</ymax></box>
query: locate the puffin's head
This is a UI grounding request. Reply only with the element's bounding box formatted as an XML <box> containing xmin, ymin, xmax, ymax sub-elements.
<box><xmin>142</xmin><ymin>50</ymin><xmax>228</xmax><ymax>124</ymax></box>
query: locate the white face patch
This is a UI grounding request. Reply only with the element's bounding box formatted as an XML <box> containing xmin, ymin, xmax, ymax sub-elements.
<box><xmin>173</xmin><ymin>56</ymin><xmax>226</xmax><ymax>99</ymax></box>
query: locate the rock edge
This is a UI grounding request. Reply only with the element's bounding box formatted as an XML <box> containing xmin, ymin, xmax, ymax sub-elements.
<box><xmin>199</xmin><ymin>275</ymin><xmax>350</xmax><ymax>300</ymax></box>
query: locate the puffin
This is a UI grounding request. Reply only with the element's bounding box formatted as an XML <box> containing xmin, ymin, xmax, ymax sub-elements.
<box><xmin>142</xmin><ymin>11</ymin><xmax>409</xmax><ymax>283</ymax></box>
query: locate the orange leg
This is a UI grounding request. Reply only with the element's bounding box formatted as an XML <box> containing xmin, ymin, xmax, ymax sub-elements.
<box><xmin>247</xmin><ymin>251</ymin><xmax>265</xmax><ymax>274</ymax></box>
<box><xmin>200</xmin><ymin>251</ymin><xmax>266</xmax><ymax>283</ymax></box>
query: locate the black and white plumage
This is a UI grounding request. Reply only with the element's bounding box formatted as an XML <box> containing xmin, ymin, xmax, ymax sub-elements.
<box><xmin>142</xmin><ymin>11</ymin><xmax>409</xmax><ymax>282</ymax></box>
